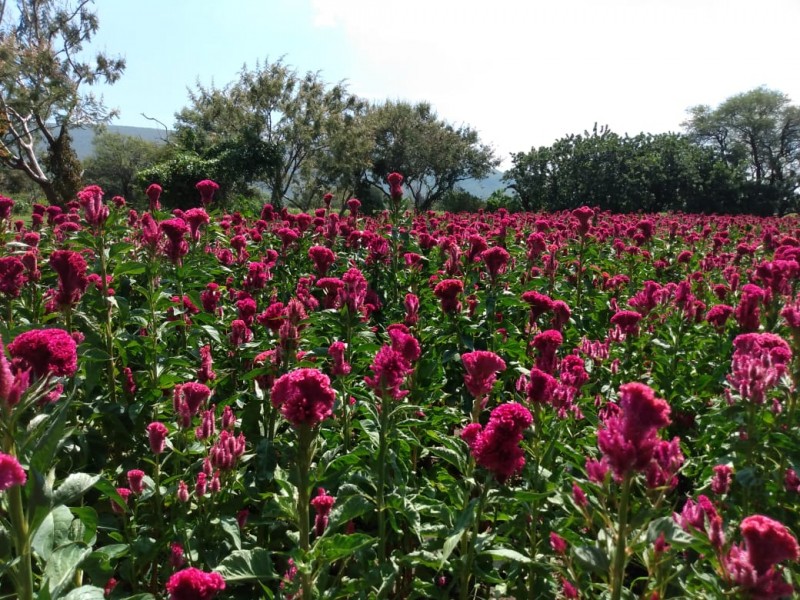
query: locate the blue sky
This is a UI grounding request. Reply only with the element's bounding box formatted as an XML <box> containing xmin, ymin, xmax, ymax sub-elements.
<box><xmin>87</xmin><ymin>0</ymin><xmax>800</xmax><ymax>167</ymax></box>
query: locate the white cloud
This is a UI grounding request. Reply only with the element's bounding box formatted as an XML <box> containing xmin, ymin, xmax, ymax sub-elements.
<box><xmin>310</xmin><ymin>0</ymin><xmax>800</xmax><ymax>166</ymax></box>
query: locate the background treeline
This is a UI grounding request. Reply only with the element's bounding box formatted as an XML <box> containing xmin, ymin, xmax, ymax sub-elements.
<box><xmin>1</xmin><ymin>1</ymin><xmax>798</xmax><ymax>214</ymax></box>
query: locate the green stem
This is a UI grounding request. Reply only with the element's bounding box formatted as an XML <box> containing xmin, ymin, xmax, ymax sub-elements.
<box><xmin>98</xmin><ymin>230</ymin><xmax>118</xmax><ymax>405</ymax></box>
<box><xmin>376</xmin><ymin>395</ymin><xmax>392</xmax><ymax>561</ymax></box>
<box><xmin>460</xmin><ymin>482</ymin><xmax>490</xmax><ymax>600</ymax></box>
<box><xmin>7</xmin><ymin>475</ymin><xmax>32</xmax><ymax>600</ymax></box>
<box><xmin>611</xmin><ymin>473</ymin><xmax>633</xmax><ymax>600</ymax></box>
<box><xmin>296</xmin><ymin>425</ymin><xmax>314</xmax><ymax>600</ymax></box>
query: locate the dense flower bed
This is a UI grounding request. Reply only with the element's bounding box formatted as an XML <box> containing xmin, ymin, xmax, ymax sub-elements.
<box><xmin>0</xmin><ymin>179</ymin><xmax>799</xmax><ymax>599</ymax></box>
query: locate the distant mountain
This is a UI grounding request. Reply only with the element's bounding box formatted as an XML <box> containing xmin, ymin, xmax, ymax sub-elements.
<box><xmin>70</xmin><ymin>125</ymin><xmax>168</xmax><ymax>161</ymax></box>
<box><xmin>70</xmin><ymin>125</ymin><xmax>507</xmax><ymax>198</ymax></box>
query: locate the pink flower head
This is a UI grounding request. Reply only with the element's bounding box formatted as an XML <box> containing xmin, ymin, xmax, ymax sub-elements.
<box><xmin>183</xmin><ymin>208</ymin><xmax>210</xmax><ymax>242</ymax></box>
<box><xmin>387</xmin><ymin>172</ymin><xmax>404</xmax><ymax>201</ymax></box>
<box><xmin>521</xmin><ymin>290</ymin><xmax>553</xmax><ymax>320</ymax></box>
<box><xmin>461</xmin><ymin>350</ymin><xmax>506</xmax><ymax>399</ymax></box>
<box><xmin>8</xmin><ymin>328</ymin><xmax>77</xmax><ymax>379</ymax></box>
<box><xmin>461</xmin><ymin>402</ymin><xmax>532</xmax><ymax>483</ymax></box>
<box><xmin>146</xmin><ymin>183</ymin><xmax>163</xmax><ymax>211</ymax></box>
<box><xmin>598</xmin><ymin>382</ymin><xmax>671</xmax><ymax>479</ymax></box>
<box><xmin>572</xmin><ymin>206</ymin><xmax>594</xmax><ymax>235</ymax></box>
<box><xmin>610</xmin><ymin>310</ymin><xmax>642</xmax><ymax>337</ymax></box>
<box><xmin>209</xmin><ymin>430</ymin><xmax>246</xmax><ymax>470</ymax></box>
<box><xmin>49</xmin><ymin>249</ymin><xmax>88</xmax><ymax>308</ymax></box>
<box><xmin>328</xmin><ymin>341</ymin><xmax>351</xmax><ymax>376</ymax></box>
<box><xmin>728</xmin><ymin>333</ymin><xmax>792</xmax><ymax>405</ymax></box>
<box><xmin>346</xmin><ymin>197</ymin><xmax>361</xmax><ymax>214</ymax></box>
<box><xmin>77</xmin><ymin>184</ymin><xmax>109</xmax><ymax>229</ymax></box>
<box><xmin>0</xmin><ymin>195</ymin><xmax>15</xmax><ymax>221</ymax></box>
<box><xmin>740</xmin><ymin>515</ymin><xmax>799</xmax><ymax>575</ymax></box>
<box><xmin>549</xmin><ymin>532</ymin><xmax>568</xmax><ymax>555</ymax></box>
<box><xmin>308</xmin><ymin>245</ymin><xmax>336</xmax><ymax>276</ymax></box>
<box><xmin>404</xmin><ymin>293</ymin><xmax>420</xmax><ymax>327</ymax></box>
<box><xmin>195</xmin><ymin>179</ymin><xmax>219</xmax><ymax>207</ymax></box>
<box><xmin>0</xmin><ymin>452</ymin><xmax>27</xmax><ymax>491</ymax></box>
<box><xmin>481</xmin><ymin>246</ymin><xmax>510</xmax><ymax>282</ymax></box>
<box><xmin>311</xmin><ymin>487</ymin><xmax>336</xmax><ymax>536</ymax></box>
<box><xmin>711</xmin><ymin>464</ymin><xmax>733</xmax><ymax>496</ymax></box>
<box><xmin>0</xmin><ymin>256</ymin><xmax>27</xmax><ymax>298</ymax></box>
<box><xmin>531</xmin><ymin>329</ymin><xmax>563</xmax><ymax>374</ymax></box>
<box><xmin>271</xmin><ymin>368</ymin><xmax>335</xmax><ymax>428</ymax></box>
<box><xmin>160</xmin><ymin>218</ymin><xmax>190</xmax><ymax>264</ymax></box>
<box><xmin>706</xmin><ymin>304</ymin><xmax>734</xmax><ymax>329</ymax></box>
<box><xmin>433</xmin><ymin>279</ymin><xmax>463</xmax><ymax>314</ymax></box>
<box><xmin>166</xmin><ymin>567</ymin><xmax>225</xmax><ymax>600</ymax></box>
<box><xmin>525</xmin><ymin>367</ymin><xmax>557</xmax><ymax>405</ymax></box>
<box><xmin>365</xmin><ymin>345</ymin><xmax>412</xmax><ymax>400</ymax></box>
<box><xmin>127</xmin><ymin>469</ymin><xmax>146</xmax><ymax>494</ymax></box>
<box><xmin>146</xmin><ymin>422</ymin><xmax>169</xmax><ymax>454</ymax></box>
<box><xmin>340</xmin><ymin>268</ymin><xmax>368</xmax><ymax>315</ymax></box>
<box><xmin>198</xmin><ymin>345</ymin><xmax>216</xmax><ymax>383</ymax></box>
<box><xmin>388</xmin><ymin>325</ymin><xmax>421</xmax><ymax>364</ymax></box>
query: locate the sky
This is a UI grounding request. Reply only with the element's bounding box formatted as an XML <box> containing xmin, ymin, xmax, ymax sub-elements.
<box><xmin>85</xmin><ymin>0</ymin><xmax>800</xmax><ymax>168</ymax></box>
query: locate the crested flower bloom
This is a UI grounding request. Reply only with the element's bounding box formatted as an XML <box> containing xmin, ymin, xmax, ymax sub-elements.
<box><xmin>146</xmin><ymin>422</ymin><xmax>169</xmax><ymax>454</ymax></box>
<box><xmin>481</xmin><ymin>246</ymin><xmax>510</xmax><ymax>283</ymax></box>
<box><xmin>462</xmin><ymin>351</ymin><xmax>506</xmax><ymax>400</ymax></box>
<box><xmin>461</xmin><ymin>402</ymin><xmax>533</xmax><ymax>483</ymax></box>
<box><xmin>711</xmin><ymin>464</ymin><xmax>733</xmax><ymax>496</ymax></box>
<box><xmin>7</xmin><ymin>328</ymin><xmax>77</xmax><ymax>379</ymax></box>
<box><xmin>195</xmin><ymin>179</ymin><xmax>220</xmax><ymax>207</ymax></box>
<box><xmin>49</xmin><ymin>249</ymin><xmax>88</xmax><ymax>309</ymax></box>
<box><xmin>160</xmin><ymin>218</ymin><xmax>190</xmax><ymax>264</ymax></box>
<box><xmin>340</xmin><ymin>268</ymin><xmax>368</xmax><ymax>315</ymax></box>
<box><xmin>365</xmin><ymin>345</ymin><xmax>413</xmax><ymax>400</ymax></box>
<box><xmin>572</xmin><ymin>206</ymin><xmax>594</xmax><ymax>235</ymax></box>
<box><xmin>597</xmin><ymin>382</ymin><xmax>671</xmax><ymax>479</ymax></box>
<box><xmin>723</xmin><ymin>515</ymin><xmax>799</xmax><ymax>599</ymax></box>
<box><xmin>328</xmin><ymin>341</ymin><xmax>351</xmax><ymax>376</ymax></box>
<box><xmin>387</xmin><ymin>172</ymin><xmax>404</xmax><ymax>202</ymax></box>
<box><xmin>77</xmin><ymin>184</ymin><xmax>109</xmax><ymax>229</ymax></box>
<box><xmin>198</xmin><ymin>345</ymin><xmax>216</xmax><ymax>383</ymax></box>
<box><xmin>531</xmin><ymin>330</ymin><xmax>563</xmax><ymax>374</ymax></box>
<box><xmin>521</xmin><ymin>290</ymin><xmax>553</xmax><ymax>321</ymax></box>
<box><xmin>525</xmin><ymin>367</ymin><xmax>558</xmax><ymax>405</ymax></box>
<box><xmin>145</xmin><ymin>183</ymin><xmax>163</xmax><ymax>211</ymax></box>
<box><xmin>610</xmin><ymin>310</ymin><xmax>642</xmax><ymax>337</ymax></box>
<box><xmin>271</xmin><ymin>368</ymin><xmax>335</xmax><ymax>428</ymax></box>
<box><xmin>311</xmin><ymin>487</ymin><xmax>336</xmax><ymax>536</ymax></box>
<box><xmin>727</xmin><ymin>333</ymin><xmax>792</xmax><ymax>405</ymax></box>
<box><xmin>433</xmin><ymin>279</ymin><xmax>463</xmax><ymax>314</ymax></box>
<box><xmin>388</xmin><ymin>324</ymin><xmax>421</xmax><ymax>364</ymax></box>
<box><xmin>166</xmin><ymin>567</ymin><xmax>225</xmax><ymax>600</ymax></box>
<box><xmin>308</xmin><ymin>245</ymin><xmax>336</xmax><ymax>276</ymax></box>
<box><xmin>0</xmin><ymin>256</ymin><xmax>27</xmax><ymax>298</ymax></box>
<box><xmin>127</xmin><ymin>469</ymin><xmax>146</xmax><ymax>494</ymax></box>
<box><xmin>0</xmin><ymin>452</ymin><xmax>27</xmax><ymax>491</ymax></box>
<box><xmin>209</xmin><ymin>430</ymin><xmax>246</xmax><ymax>470</ymax></box>
<box><xmin>404</xmin><ymin>293</ymin><xmax>420</xmax><ymax>327</ymax></box>
<box><xmin>183</xmin><ymin>208</ymin><xmax>210</xmax><ymax>242</ymax></box>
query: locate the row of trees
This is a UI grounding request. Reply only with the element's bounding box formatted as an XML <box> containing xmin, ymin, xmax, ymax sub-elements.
<box><xmin>504</xmin><ymin>88</ymin><xmax>800</xmax><ymax>215</ymax></box>
<box><xmin>1</xmin><ymin>1</ymin><xmax>799</xmax><ymax>214</ymax></box>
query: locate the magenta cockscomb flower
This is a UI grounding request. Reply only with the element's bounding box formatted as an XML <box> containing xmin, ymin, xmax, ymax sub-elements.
<box><xmin>146</xmin><ymin>183</ymin><xmax>163</xmax><ymax>211</ymax></box>
<box><xmin>146</xmin><ymin>422</ymin><xmax>169</xmax><ymax>454</ymax></box>
<box><xmin>8</xmin><ymin>328</ymin><xmax>77</xmax><ymax>379</ymax></box>
<box><xmin>433</xmin><ymin>279</ymin><xmax>463</xmax><ymax>314</ymax></box>
<box><xmin>127</xmin><ymin>469</ymin><xmax>146</xmax><ymax>494</ymax></box>
<box><xmin>49</xmin><ymin>249</ymin><xmax>88</xmax><ymax>309</ymax></box>
<box><xmin>521</xmin><ymin>290</ymin><xmax>553</xmax><ymax>321</ymax></box>
<box><xmin>340</xmin><ymin>268</ymin><xmax>368</xmax><ymax>315</ymax></box>
<box><xmin>525</xmin><ymin>367</ymin><xmax>558</xmax><ymax>405</ymax></box>
<box><xmin>481</xmin><ymin>246</ymin><xmax>510</xmax><ymax>283</ymax></box>
<box><xmin>404</xmin><ymin>293</ymin><xmax>420</xmax><ymax>327</ymax></box>
<box><xmin>195</xmin><ymin>179</ymin><xmax>220</xmax><ymax>207</ymax></box>
<box><xmin>328</xmin><ymin>341</ymin><xmax>351</xmax><ymax>376</ymax></box>
<box><xmin>209</xmin><ymin>430</ymin><xmax>246</xmax><ymax>471</ymax></box>
<box><xmin>462</xmin><ymin>351</ymin><xmax>506</xmax><ymax>400</ymax></box>
<box><xmin>572</xmin><ymin>206</ymin><xmax>594</xmax><ymax>235</ymax></box>
<box><xmin>198</xmin><ymin>345</ymin><xmax>216</xmax><ymax>383</ymax></box>
<box><xmin>0</xmin><ymin>256</ymin><xmax>27</xmax><ymax>298</ymax></box>
<box><xmin>388</xmin><ymin>324</ymin><xmax>421</xmax><ymax>364</ymax></box>
<box><xmin>365</xmin><ymin>345</ymin><xmax>412</xmax><ymax>401</ymax></box>
<box><xmin>166</xmin><ymin>567</ymin><xmax>225</xmax><ymax>600</ymax></box>
<box><xmin>610</xmin><ymin>310</ymin><xmax>642</xmax><ymax>337</ymax></box>
<box><xmin>160</xmin><ymin>218</ymin><xmax>190</xmax><ymax>265</ymax></box>
<box><xmin>461</xmin><ymin>402</ymin><xmax>532</xmax><ymax>483</ymax></box>
<box><xmin>183</xmin><ymin>208</ymin><xmax>210</xmax><ymax>242</ymax></box>
<box><xmin>387</xmin><ymin>172</ymin><xmax>404</xmax><ymax>202</ymax></box>
<box><xmin>77</xmin><ymin>184</ymin><xmax>109</xmax><ymax>229</ymax></box>
<box><xmin>308</xmin><ymin>245</ymin><xmax>336</xmax><ymax>276</ymax></box>
<box><xmin>311</xmin><ymin>487</ymin><xmax>336</xmax><ymax>536</ymax></box>
<box><xmin>0</xmin><ymin>452</ymin><xmax>27</xmax><ymax>491</ymax></box>
<box><xmin>727</xmin><ymin>332</ymin><xmax>792</xmax><ymax>405</ymax></box>
<box><xmin>271</xmin><ymin>368</ymin><xmax>335</xmax><ymax>428</ymax></box>
<box><xmin>597</xmin><ymin>382</ymin><xmax>671</xmax><ymax>479</ymax></box>
<box><xmin>531</xmin><ymin>329</ymin><xmax>563</xmax><ymax>374</ymax></box>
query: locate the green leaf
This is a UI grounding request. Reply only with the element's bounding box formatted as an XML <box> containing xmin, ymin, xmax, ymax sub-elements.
<box><xmin>31</xmin><ymin>505</ymin><xmax>73</xmax><ymax>561</ymax></box>
<box><xmin>42</xmin><ymin>542</ymin><xmax>92</xmax><ymax>599</ymax></box>
<box><xmin>313</xmin><ymin>533</ymin><xmax>373</xmax><ymax>562</ymax></box>
<box><xmin>219</xmin><ymin>516</ymin><xmax>242</xmax><ymax>551</ymax></box>
<box><xmin>439</xmin><ymin>499</ymin><xmax>476</xmax><ymax>569</ymax></box>
<box><xmin>54</xmin><ymin>474</ymin><xmax>100</xmax><ymax>506</ymax></box>
<box><xmin>62</xmin><ymin>586</ymin><xmax>106</xmax><ymax>600</ymax></box>
<box><xmin>214</xmin><ymin>548</ymin><xmax>273</xmax><ymax>582</ymax></box>
<box><xmin>573</xmin><ymin>545</ymin><xmax>610</xmax><ymax>574</ymax></box>
<box><xmin>482</xmin><ymin>547</ymin><xmax>532</xmax><ymax>564</ymax></box>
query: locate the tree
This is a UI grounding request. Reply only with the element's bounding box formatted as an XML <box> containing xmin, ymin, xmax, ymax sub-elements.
<box><xmin>684</xmin><ymin>87</ymin><xmax>800</xmax><ymax>214</ymax></box>
<box><xmin>362</xmin><ymin>101</ymin><xmax>499</xmax><ymax>211</ymax></box>
<box><xmin>0</xmin><ymin>0</ymin><xmax>125</xmax><ymax>205</ymax></box>
<box><xmin>82</xmin><ymin>131</ymin><xmax>166</xmax><ymax>202</ymax></box>
<box><xmin>504</xmin><ymin>126</ymin><xmax>746</xmax><ymax>213</ymax></box>
<box><xmin>173</xmin><ymin>57</ymin><xmax>366</xmax><ymax>210</ymax></box>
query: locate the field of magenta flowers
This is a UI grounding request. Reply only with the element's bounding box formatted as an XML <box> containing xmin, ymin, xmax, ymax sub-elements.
<box><xmin>1</xmin><ymin>178</ymin><xmax>800</xmax><ymax>600</ymax></box>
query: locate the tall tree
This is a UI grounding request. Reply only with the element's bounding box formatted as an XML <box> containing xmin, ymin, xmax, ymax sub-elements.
<box><xmin>0</xmin><ymin>0</ymin><xmax>125</xmax><ymax>205</ymax></box>
<box><xmin>174</xmin><ymin>57</ymin><xmax>366</xmax><ymax>209</ymax></box>
<box><xmin>362</xmin><ymin>101</ymin><xmax>499</xmax><ymax>211</ymax></box>
<box><xmin>82</xmin><ymin>131</ymin><xmax>166</xmax><ymax>202</ymax></box>
<box><xmin>684</xmin><ymin>87</ymin><xmax>800</xmax><ymax>213</ymax></box>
